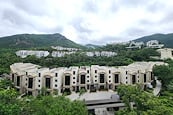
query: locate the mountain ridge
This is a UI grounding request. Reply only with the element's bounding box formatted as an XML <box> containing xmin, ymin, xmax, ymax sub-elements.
<box><xmin>0</xmin><ymin>33</ymin><xmax>84</xmax><ymax>49</ymax></box>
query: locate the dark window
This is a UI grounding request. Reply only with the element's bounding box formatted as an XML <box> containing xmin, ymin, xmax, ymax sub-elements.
<box><xmin>73</xmin><ymin>71</ymin><xmax>75</xmax><ymax>75</ymax></box>
<box><xmin>109</xmin><ymin>76</ymin><xmax>111</xmax><ymax>78</ymax></box>
<box><xmin>55</xmin><ymin>84</ymin><xmax>57</xmax><ymax>87</ymax></box>
<box><xmin>87</xmin><ymin>70</ymin><xmax>89</xmax><ymax>73</ymax></box>
<box><xmin>95</xmin><ymin>80</ymin><xmax>97</xmax><ymax>82</ymax></box>
<box><xmin>81</xmin><ymin>75</ymin><xmax>86</xmax><ymax>84</ymax></box>
<box><xmin>87</xmin><ymin>85</ymin><xmax>90</xmax><ymax>90</ymax></box>
<box><xmin>73</xmin><ymin>82</ymin><xmax>75</xmax><ymax>84</ymax></box>
<box><xmin>38</xmin><ymin>85</ymin><xmax>40</xmax><ymax>87</ymax></box>
<box><xmin>114</xmin><ymin>74</ymin><xmax>119</xmax><ymax>83</ymax></box>
<box><xmin>17</xmin><ymin>76</ymin><xmax>20</xmax><ymax>86</ymax></box>
<box><xmin>151</xmin><ymin>72</ymin><xmax>153</xmax><ymax>80</ymax></box>
<box><xmin>26</xmin><ymin>72</ymin><xmax>28</xmax><ymax>75</ymax></box>
<box><xmin>39</xmin><ymin>73</ymin><xmax>41</xmax><ymax>77</ymax></box>
<box><xmin>100</xmin><ymin>74</ymin><xmax>105</xmax><ymax>83</ymax></box>
<box><xmin>87</xmin><ymin>80</ymin><xmax>89</xmax><ymax>82</ymax></box>
<box><xmin>46</xmin><ymin>78</ymin><xmax>51</xmax><ymax>88</ymax></box>
<box><xmin>109</xmin><ymin>80</ymin><xmax>111</xmax><ymax>83</ymax></box>
<box><xmin>95</xmin><ymin>70</ymin><xmax>97</xmax><ymax>73</ymax></box>
<box><xmin>12</xmin><ymin>74</ymin><xmax>14</xmax><ymax>82</ymax></box>
<box><xmin>28</xmin><ymin>78</ymin><xmax>33</xmax><ymax>88</ymax></box>
<box><xmin>87</xmin><ymin>76</ymin><xmax>89</xmax><ymax>78</ymax></box>
<box><xmin>95</xmin><ymin>75</ymin><xmax>97</xmax><ymax>78</ymax></box>
<box><xmin>38</xmin><ymin>80</ymin><xmax>40</xmax><ymax>82</ymax></box>
<box><xmin>65</xmin><ymin>76</ymin><xmax>70</xmax><ymax>85</ymax></box>
<box><xmin>55</xmin><ymin>73</ymin><xmax>58</xmax><ymax>77</ymax></box>
<box><xmin>144</xmin><ymin>74</ymin><xmax>146</xmax><ymax>82</ymax></box>
<box><xmin>109</xmin><ymin>70</ymin><xmax>111</xmax><ymax>74</ymax></box>
<box><xmin>73</xmin><ymin>77</ymin><xmax>75</xmax><ymax>79</ymax></box>
<box><xmin>126</xmin><ymin>71</ymin><xmax>128</xmax><ymax>74</ymax></box>
<box><xmin>55</xmin><ymin>79</ymin><xmax>58</xmax><ymax>82</ymax></box>
<box><xmin>132</xmin><ymin>75</ymin><xmax>136</xmax><ymax>84</ymax></box>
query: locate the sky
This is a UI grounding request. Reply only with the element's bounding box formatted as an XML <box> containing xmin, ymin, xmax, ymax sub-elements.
<box><xmin>0</xmin><ymin>0</ymin><xmax>173</xmax><ymax>45</ymax></box>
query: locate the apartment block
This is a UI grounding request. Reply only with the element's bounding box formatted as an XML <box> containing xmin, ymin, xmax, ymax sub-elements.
<box><xmin>10</xmin><ymin>62</ymin><xmax>165</xmax><ymax>96</ymax></box>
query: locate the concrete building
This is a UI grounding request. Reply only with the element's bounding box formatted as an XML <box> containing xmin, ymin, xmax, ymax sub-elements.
<box><xmin>126</xmin><ymin>41</ymin><xmax>144</xmax><ymax>49</ymax></box>
<box><xmin>16</xmin><ymin>50</ymin><xmax>50</xmax><ymax>58</ymax></box>
<box><xmin>52</xmin><ymin>51</ymin><xmax>75</xmax><ymax>57</ymax></box>
<box><xmin>146</xmin><ymin>40</ymin><xmax>164</xmax><ymax>48</ymax></box>
<box><xmin>51</xmin><ymin>46</ymin><xmax>80</xmax><ymax>51</ymax></box>
<box><xmin>10</xmin><ymin>61</ymin><xmax>165</xmax><ymax>96</ymax></box>
<box><xmin>157</xmin><ymin>48</ymin><xmax>173</xmax><ymax>60</ymax></box>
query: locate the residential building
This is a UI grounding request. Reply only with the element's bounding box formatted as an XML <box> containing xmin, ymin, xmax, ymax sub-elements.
<box><xmin>16</xmin><ymin>50</ymin><xmax>49</xmax><ymax>58</ymax></box>
<box><xmin>146</xmin><ymin>40</ymin><xmax>164</xmax><ymax>48</ymax></box>
<box><xmin>157</xmin><ymin>48</ymin><xmax>173</xmax><ymax>60</ymax></box>
<box><xmin>126</xmin><ymin>41</ymin><xmax>144</xmax><ymax>49</ymax></box>
<box><xmin>10</xmin><ymin>61</ymin><xmax>165</xmax><ymax>96</ymax></box>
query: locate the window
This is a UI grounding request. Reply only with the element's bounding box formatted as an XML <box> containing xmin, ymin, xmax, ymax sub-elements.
<box><xmin>55</xmin><ymin>79</ymin><xmax>58</xmax><ymax>82</ymax></box>
<box><xmin>109</xmin><ymin>76</ymin><xmax>111</xmax><ymax>78</ymax></box>
<box><xmin>95</xmin><ymin>80</ymin><xmax>97</xmax><ymax>82</ymax></box>
<box><xmin>80</xmin><ymin>75</ymin><xmax>86</xmax><ymax>84</ymax></box>
<box><xmin>109</xmin><ymin>80</ymin><xmax>111</xmax><ymax>83</ymax></box>
<box><xmin>100</xmin><ymin>74</ymin><xmax>105</xmax><ymax>83</ymax></box>
<box><xmin>65</xmin><ymin>76</ymin><xmax>70</xmax><ymax>85</ymax></box>
<box><xmin>151</xmin><ymin>72</ymin><xmax>153</xmax><ymax>80</ymax></box>
<box><xmin>95</xmin><ymin>75</ymin><xmax>97</xmax><ymax>78</ymax></box>
<box><xmin>55</xmin><ymin>84</ymin><xmax>57</xmax><ymax>87</ymax></box>
<box><xmin>28</xmin><ymin>78</ymin><xmax>33</xmax><ymax>88</ymax></box>
<box><xmin>132</xmin><ymin>75</ymin><xmax>136</xmax><ymax>84</ymax></box>
<box><xmin>38</xmin><ymin>85</ymin><xmax>40</xmax><ymax>87</ymax></box>
<box><xmin>95</xmin><ymin>70</ymin><xmax>97</xmax><ymax>73</ymax></box>
<box><xmin>114</xmin><ymin>74</ymin><xmax>119</xmax><ymax>83</ymax></box>
<box><xmin>17</xmin><ymin>76</ymin><xmax>20</xmax><ymax>86</ymax></box>
<box><xmin>126</xmin><ymin>77</ymin><xmax>128</xmax><ymax>79</ymax></box>
<box><xmin>126</xmin><ymin>71</ymin><xmax>128</xmax><ymax>74</ymax></box>
<box><xmin>73</xmin><ymin>77</ymin><xmax>75</xmax><ymax>79</ymax></box>
<box><xmin>87</xmin><ymin>80</ymin><xmax>89</xmax><ymax>82</ymax></box>
<box><xmin>12</xmin><ymin>74</ymin><xmax>14</xmax><ymax>82</ymax></box>
<box><xmin>87</xmin><ymin>70</ymin><xmax>89</xmax><ymax>73</ymax></box>
<box><xmin>39</xmin><ymin>73</ymin><xmax>41</xmax><ymax>77</ymax></box>
<box><xmin>109</xmin><ymin>70</ymin><xmax>111</xmax><ymax>74</ymax></box>
<box><xmin>45</xmin><ymin>78</ymin><xmax>51</xmax><ymax>88</ymax></box>
<box><xmin>73</xmin><ymin>82</ymin><xmax>75</xmax><ymax>84</ymax></box>
<box><xmin>26</xmin><ymin>72</ymin><xmax>28</xmax><ymax>75</ymax></box>
<box><xmin>38</xmin><ymin>80</ymin><xmax>40</xmax><ymax>82</ymax></box>
<box><xmin>73</xmin><ymin>71</ymin><xmax>75</xmax><ymax>75</ymax></box>
<box><xmin>144</xmin><ymin>74</ymin><xmax>146</xmax><ymax>82</ymax></box>
<box><xmin>55</xmin><ymin>73</ymin><xmax>58</xmax><ymax>77</ymax></box>
<box><xmin>87</xmin><ymin>76</ymin><xmax>89</xmax><ymax>78</ymax></box>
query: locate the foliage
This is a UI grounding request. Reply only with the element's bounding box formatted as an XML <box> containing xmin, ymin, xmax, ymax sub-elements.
<box><xmin>117</xmin><ymin>85</ymin><xmax>173</xmax><ymax>115</ymax></box>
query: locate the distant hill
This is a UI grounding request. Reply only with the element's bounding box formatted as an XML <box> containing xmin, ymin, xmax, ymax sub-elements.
<box><xmin>85</xmin><ymin>44</ymin><xmax>101</xmax><ymax>49</ymax></box>
<box><xmin>0</xmin><ymin>33</ymin><xmax>84</xmax><ymax>49</ymax></box>
<box><xmin>134</xmin><ymin>33</ymin><xmax>173</xmax><ymax>48</ymax></box>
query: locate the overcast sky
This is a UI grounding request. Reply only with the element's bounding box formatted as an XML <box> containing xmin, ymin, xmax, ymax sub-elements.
<box><xmin>0</xmin><ymin>0</ymin><xmax>173</xmax><ymax>45</ymax></box>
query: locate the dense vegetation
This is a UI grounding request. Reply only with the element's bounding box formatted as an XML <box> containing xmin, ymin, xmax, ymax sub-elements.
<box><xmin>0</xmin><ymin>33</ymin><xmax>83</xmax><ymax>48</ymax></box>
<box><xmin>0</xmin><ymin>45</ymin><xmax>160</xmax><ymax>74</ymax></box>
<box><xmin>117</xmin><ymin>85</ymin><xmax>173</xmax><ymax>115</ymax></box>
<box><xmin>0</xmin><ymin>79</ymin><xmax>88</xmax><ymax>115</ymax></box>
<box><xmin>135</xmin><ymin>33</ymin><xmax>173</xmax><ymax>48</ymax></box>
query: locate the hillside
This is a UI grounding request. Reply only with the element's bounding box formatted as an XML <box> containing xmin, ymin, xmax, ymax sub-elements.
<box><xmin>0</xmin><ymin>33</ymin><xmax>84</xmax><ymax>49</ymax></box>
<box><xmin>134</xmin><ymin>33</ymin><xmax>173</xmax><ymax>48</ymax></box>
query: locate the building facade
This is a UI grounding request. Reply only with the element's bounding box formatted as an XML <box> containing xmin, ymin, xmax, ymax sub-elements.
<box><xmin>157</xmin><ymin>48</ymin><xmax>173</xmax><ymax>60</ymax></box>
<box><xmin>10</xmin><ymin>62</ymin><xmax>165</xmax><ymax>96</ymax></box>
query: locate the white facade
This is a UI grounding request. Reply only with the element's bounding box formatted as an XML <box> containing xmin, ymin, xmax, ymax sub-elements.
<box><xmin>157</xmin><ymin>48</ymin><xmax>173</xmax><ymax>60</ymax></box>
<box><xmin>126</xmin><ymin>41</ymin><xmax>144</xmax><ymax>49</ymax></box>
<box><xmin>51</xmin><ymin>46</ymin><xmax>80</xmax><ymax>51</ymax></box>
<box><xmin>52</xmin><ymin>51</ymin><xmax>76</xmax><ymax>57</ymax></box>
<box><xmin>10</xmin><ymin>61</ymin><xmax>165</xmax><ymax>96</ymax></box>
<box><xmin>16</xmin><ymin>50</ymin><xmax>49</xmax><ymax>58</ymax></box>
<box><xmin>146</xmin><ymin>40</ymin><xmax>164</xmax><ymax>48</ymax></box>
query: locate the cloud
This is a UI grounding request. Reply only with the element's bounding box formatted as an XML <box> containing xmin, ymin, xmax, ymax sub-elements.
<box><xmin>0</xmin><ymin>0</ymin><xmax>173</xmax><ymax>45</ymax></box>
